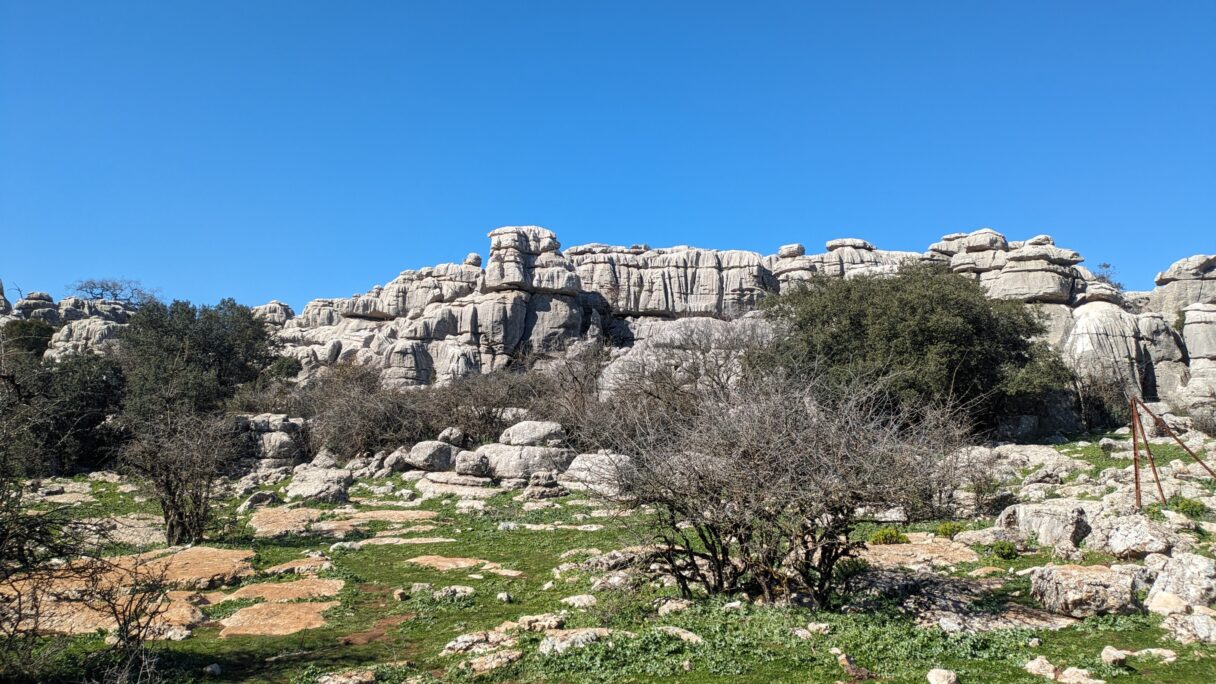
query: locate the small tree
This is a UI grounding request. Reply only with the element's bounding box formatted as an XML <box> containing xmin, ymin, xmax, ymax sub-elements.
<box><xmin>121</xmin><ymin>413</ymin><xmax>242</xmax><ymax>546</ymax></box>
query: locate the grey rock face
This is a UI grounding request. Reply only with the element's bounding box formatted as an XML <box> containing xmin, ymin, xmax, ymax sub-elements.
<box><xmin>1149</xmin><ymin>553</ymin><xmax>1216</xmax><ymax>608</ymax></box>
<box><xmin>9</xmin><ymin>226</ymin><xmax>1215</xmax><ymax>411</ymax></box>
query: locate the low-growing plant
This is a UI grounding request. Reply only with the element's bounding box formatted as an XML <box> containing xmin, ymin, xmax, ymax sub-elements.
<box><xmin>988</xmin><ymin>540</ymin><xmax>1019</xmax><ymax>560</ymax></box>
<box><xmin>868</xmin><ymin>527</ymin><xmax>910</xmax><ymax>545</ymax></box>
<box><xmin>935</xmin><ymin>521</ymin><xmax>965</xmax><ymax>540</ymax></box>
<box><xmin>1167</xmin><ymin>496</ymin><xmax>1208</xmax><ymax>520</ymax></box>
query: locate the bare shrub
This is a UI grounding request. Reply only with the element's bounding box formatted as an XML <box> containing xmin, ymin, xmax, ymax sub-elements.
<box><xmin>0</xmin><ymin>479</ymin><xmax>106</xmax><ymax>679</ymax></box>
<box><xmin>597</xmin><ymin>367</ymin><xmax>968</xmax><ymax>607</ymax></box>
<box><xmin>1073</xmin><ymin>371</ymin><xmax>1132</xmax><ymax>432</ymax></box>
<box><xmin>75</xmin><ymin>556</ymin><xmax>169</xmax><ymax>684</ymax></box>
<box><xmin>1192</xmin><ymin>406</ymin><xmax>1216</xmax><ymax>438</ymax></box>
<box><xmin>293</xmin><ymin>363</ymin><xmax>433</xmax><ymax>458</ymax></box>
<box><xmin>121</xmin><ymin>413</ymin><xmax>244</xmax><ymax>545</ymax></box>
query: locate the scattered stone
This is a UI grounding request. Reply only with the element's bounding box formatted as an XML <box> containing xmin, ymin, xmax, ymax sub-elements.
<box><xmin>656</xmin><ymin>626</ymin><xmax>703</xmax><ymax>644</ymax></box>
<box><xmin>496</xmin><ymin>592</ymin><xmax>513</xmax><ymax>603</ymax></box>
<box><xmin>517</xmin><ymin>613</ymin><xmax>564</xmax><ymax>631</ymax></box>
<box><xmin>464</xmin><ymin>649</ymin><xmax>521</xmax><ymax>674</ymax></box>
<box><xmin>202</xmin><ymin>663</ymin><xmax>221</xmax><ymax>677</ymax></box>
<box><xmin>441</xmin><ymin>629</ymin><xmax>517</xmax><ymax>655</ymax></box>
<box><xmin>656</xmin><ymin>598</ymin><xmax>692</xmax><ymax>616</ymax></box>
<box><xmin>560</xmin><ymin>594</ymin><xmax>597</xmax><ymax>608</ymax></box>
<box><xmin>1100</xmin><ymin>645</ymin><xmax>1126</xmax><ymax>666</ymax></box>
<box><xmin>538</xmin><ymin>628</ymin><xmax>627</xmax><ymax>655</ymax></box>
<box><xmin>434</xmin><ymin>585</ymin><xmax>475</xmax><ymax>600</ymax></box>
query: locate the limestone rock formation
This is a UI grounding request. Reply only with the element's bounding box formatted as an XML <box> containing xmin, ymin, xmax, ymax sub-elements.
<box><xmin>4</xmin><ymin>225</ymin><xmax>1214</xmax><ymax>411</ymax></box>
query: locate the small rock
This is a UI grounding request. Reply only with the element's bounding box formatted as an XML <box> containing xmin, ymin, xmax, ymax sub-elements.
<box><xmin>434</xmin><ymin>585</ymin><xmax>475</xmax><ymax>600</ymax></box>
<box><xmin>927</xmin><ymin>669</ymin><xmax>958</xmax><ymax>684</ymax></box>
<box><xmin>656</xmin><ymin>598</ymin><xmax>692</xmax><ymax>616</ymax></box>
<box><xmin>496</xmin><ymin>592</ymin><xmax>513</xmax><ymax>603</ymax></box>
<box><xmin>561</xmin><ymin>594</ymin><xmax>597</xmax><ymax>608</ymax></box>
<box><xmin>202</xmin><ymin>663</ymin><xmax>222</xmax><ymax>676</ymax></box>
<box><xmin>1025</xmin><ymin>656</ymin><xmax>1058</xmax><ymax>679</ymax></box>
<box><xmin>656</xmin><ymin>626</ymin><xmax>703</xmax><ymax>644</ymax></box>
<box><xmin>1100</xmin><ymin>645</ymin><xmax>1127</xmax><ymax>666</ymax></box>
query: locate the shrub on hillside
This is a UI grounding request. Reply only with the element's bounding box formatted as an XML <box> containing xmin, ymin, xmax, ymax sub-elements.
<box><xmin>753</xmin><ymin>263</ymin><xmax>1074</xmax><ymax>431</ymax></box>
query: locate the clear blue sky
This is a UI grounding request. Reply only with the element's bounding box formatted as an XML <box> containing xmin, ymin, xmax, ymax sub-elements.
<box><xmin>2</xmin><ymin>1</ymin><xmax>1213</xmax><ymax>311</ymax></box>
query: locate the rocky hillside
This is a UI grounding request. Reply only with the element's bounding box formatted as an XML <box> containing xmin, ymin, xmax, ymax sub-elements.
<box><xmin>4</xmin><ymin>226</ymin><xmax>1214</xmax><ymax>410</ymax></box>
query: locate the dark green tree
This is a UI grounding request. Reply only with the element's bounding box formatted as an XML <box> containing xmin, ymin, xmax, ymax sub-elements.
<box><xmin>755</xmin><ymin>263</ymin><xmax>1073</xmax><ymax>430</ymax></box>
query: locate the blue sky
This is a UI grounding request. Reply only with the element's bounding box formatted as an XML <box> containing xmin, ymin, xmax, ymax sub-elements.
<box><xmin>2</xmin><ymin>1</ymin><xmax>1213</xmax><ymax>311</ymax></box>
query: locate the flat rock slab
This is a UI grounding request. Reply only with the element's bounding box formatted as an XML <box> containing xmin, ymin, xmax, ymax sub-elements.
<box><xmin>113</xmin><ymin>546</ymin><xmax>255</xmax><ymax>590</ymax></box>
<box><xmin>265</xmin><ymin>557</ymin><xmax>334</xmax><ymax>575</ymax></box>
<box><xmin>219</xmin><ymin>600</ymin><xmax>340</xmax><ymax>637</ymax></box>
<box><xmin>358</xmin><ymin>536</ymin><xmax>456</xmax><ymax>546</ymax></box>
<box><xmin>311</xmin><ymin>509</ymin><xmax>439</xmax><ymax>536</ymax></box>
<box><xmin>415</xmin><ymin>478</ymin><xmax>505</xmax><ymax>500</ymax></box>
<box><xmin>207</xmin><ymin>578</ymin><xmax>345</xmax><ymax>603</ymax></box>
<box><xmin>34</xmin><ymin>589</ymin><xmax>205</xmax><ymax>640</ymax></box>
<box><xmin>249</xmin><ymin>507</ymin><xmax>323</xmax><ymax>538</ymax></box>
<box><xmin>249</xmin><ymin>507</ymin><xmax>438</xmax><ymax>538</ymax></box>
<box><xmin>861</xmin><ymin>535</ymin><xmax>980</xmax><ymax>569</ymax></box>
<box><xmin>405</xmin><ymin>555</ymin><xmax>523</xmax><ymax>577</ymax></box>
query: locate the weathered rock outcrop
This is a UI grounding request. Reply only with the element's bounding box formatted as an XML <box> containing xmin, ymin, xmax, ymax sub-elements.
<box><xmin>5</xmin><ymin>226</ymin><xmax>1214</xmax><ymax>410</ymax></box>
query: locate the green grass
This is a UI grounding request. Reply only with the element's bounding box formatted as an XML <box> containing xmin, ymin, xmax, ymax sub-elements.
<box><xmin>28</xmin><ymin>484</ymin><xmax>1216</xmax><ymax>683</ymax></box>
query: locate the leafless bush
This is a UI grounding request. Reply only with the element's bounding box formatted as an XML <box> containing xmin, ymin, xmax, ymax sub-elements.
<box><xmin>121</xmin><ymin>413</ymin><xmax>244</xmax><ymax>545</ymax></box>
<box><xmin>596</xmin><ymin>367</ymin><xmax>968</xmax><ymax>607</ymax></box>
<box><xmin>1073</xmin><ymin>370</ymin><xmax>1133</xmax><ymax>432</ymax></box>
<box><xmin>292</xmin><ymin>363</ymin><xmax>432</xmax><ymax>457</ymax></box>
<box><xmin>76</xmin><ymin>556</ymin><xmax>169</xmax><ymax>684</ymax></box>
<box><xmin>0</xmin><ymin>479</ymin><xmax>116</xmax><ymax>681</ymax></box>
<box><xmin>1192</xmin><ymin>406</ymin><xmax>1216</xmax><ymax>438</ymax></box>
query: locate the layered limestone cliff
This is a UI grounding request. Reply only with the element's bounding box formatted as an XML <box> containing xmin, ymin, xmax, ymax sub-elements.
<box><xmin>3</xmin><ymin>227</ymin><xmax>1214</xmax><ymax>412</ymax></box>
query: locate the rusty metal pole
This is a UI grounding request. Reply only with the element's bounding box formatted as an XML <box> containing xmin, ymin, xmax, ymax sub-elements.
<box><xmin>1134</xmin><ymin>397</ymin><xmax>1216</xmax><ymax>479</ymax></box>
<box><xmin>1132</xmin><ymin>402</ymin><xmax>1169</xmax><ymax>506</ymax></box>
<box><xmin>1130</xmin><ymin>397</ymin><xmax>1143</xmax><ymax>509</ymax></box>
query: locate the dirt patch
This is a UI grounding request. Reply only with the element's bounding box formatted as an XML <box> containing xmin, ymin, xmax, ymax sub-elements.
<box><xmin>219</xmin><ymin>600</ymin><xmax>340</xmax><ymax>637</ymax></box>
<box><xmin>206</xmin><ymin>578</ymin><xmax>344</xmax><ymax>604</ymax></box>
<box><xmin>338</xmin><ymin>613</ymin><xmax>414</xmax><ymax>645</ymax></box>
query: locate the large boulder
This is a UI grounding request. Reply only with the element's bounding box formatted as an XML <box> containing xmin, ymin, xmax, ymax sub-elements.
<box><xmin>285</xmin><ymin>467</ymin><xmax>352</xmax><ymax>504</ymax></box>
<box><xmin>1148</xmin><ymin>553</ymin><xmax>1216</xmax><ymax>608</ymax></box>
<box><xmin>1030</xmin><ymin>564</ymin><xmax>1138</xmax><ymax>618</ymax></box>
<box><xmin>994</xmin><ymin>499</ymin><xmax>1102</xmax><ymax>553</ymax></box>
<box><xmin>1085</xmin><ymin>514</ymin><xmax>1180</xmax><ymax>559</ymax></box>
<box><xmin>403</xmin><ymin>441</ymin><xmax>456</xmax><ymax>471</ymax></box>
<box><xmin>476</xmin><ymin>443</ymin><xmax>576</xmax><ymax>480</ymax></box>
<box><xmin>499</xmin><ymin>421</ymin><xmax>566</xmax><ymax>447</ymax></box>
